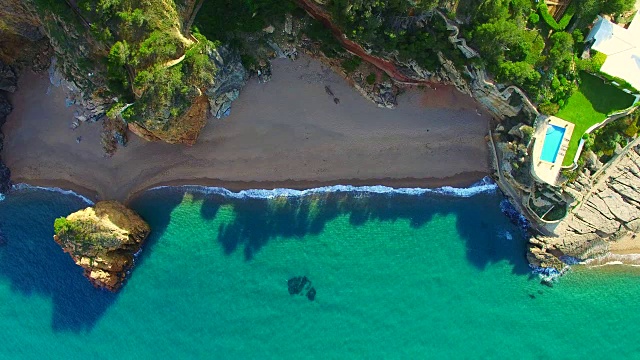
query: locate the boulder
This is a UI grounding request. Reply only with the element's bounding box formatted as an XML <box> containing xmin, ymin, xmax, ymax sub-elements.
<box><xmin>263</xmin><ymin>25</ymin><xmax>275</xmax><ymax>34</ymax></box>
<box><xmin>507</xmin><ymin>123</ymin><xmax>528</xmax><ymax>139</ymax></box>
<box><xmin>53</xmin><ymin>201</ymin><xmax>151</xmax><ymax>291</ymax></box>
<box><xmin>584</xmin><ymin>150</ymin><xmax>602</xmax><ymax>172</ymax></box>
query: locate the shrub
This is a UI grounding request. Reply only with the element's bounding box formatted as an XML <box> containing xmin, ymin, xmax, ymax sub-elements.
<box><xmin>521</xmin><ymin>125</ymin><xmax>534</xmax><ymax>143</ymax></box>
<box><xmin>538</xmin><ymin>2</ymin><xmax>574</xmax><ymax>31</ymax></box>
<box><xmin>576</xmin><ymin>51</ymin><xmax>607</xmax><ymax>73</ymax></box>
<box><xmin>366</xmin><ymin>72</ymin><xmax>376</xmax><ymax>85</ymax></box>
<box><xmin>341</xmin><ymin>56</ymin><xmax>362</xmax><ymax>73</ymax></box>
<box><xmin>54</xmin><ymin>217</ymin><xmax>74</xmax><ymax>234</ymax></box>
<box><xmin>539</xmin><ymin>101</ymin><xmax>560</xmax><ymax>115</ymax></box>
<box><xmin>528</xmin><ymin>13</ymin><xmax>540</xmax><ymax>25</ymax></box>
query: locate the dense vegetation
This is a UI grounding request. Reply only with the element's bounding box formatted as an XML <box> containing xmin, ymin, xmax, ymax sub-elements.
<box><xmin>29</xmin><ymin>0</ymin><xmax>227</xmax><ymax>135</ymax></box>
<box><xmin>324</xmin><ymin>0</ymin><xmax>465</xmax><ymax>70</ymax></box>
<box><xmin>54</xmin><ymin>217</ymin><xmax>77</xmax><ymax>235</ymax></box>
<box><xmin>584</xmin><ymin>111</ymin><xmax>640</xmax><ymax>161</ymax></box>
<box><xmin>195</xmin><ymin>0</ymin><xmax>297</xmax><ymax>42</ymax></box>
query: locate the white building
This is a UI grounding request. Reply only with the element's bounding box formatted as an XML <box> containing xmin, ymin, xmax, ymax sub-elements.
<box><xmin>586</xmin><ymin>11</ymin><xmax>640</xmax><ymax>90</ymax></box>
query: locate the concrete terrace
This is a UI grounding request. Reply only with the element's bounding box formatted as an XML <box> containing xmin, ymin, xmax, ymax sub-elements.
<box><xmin>531</xmin><ymin>116</ymin><xmax>574</xmax><ymax>186</ymax></box>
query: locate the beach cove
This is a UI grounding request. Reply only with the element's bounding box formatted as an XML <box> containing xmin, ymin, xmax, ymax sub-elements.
<box><xmin>2</xmin><ymin>55</ymin><xmax>490</xmax><ymax>202</ymax></box>
<box><xmin>0</xmin><ymin>51</ymin><xmax>640</xmax><ymax>359</ymax></box>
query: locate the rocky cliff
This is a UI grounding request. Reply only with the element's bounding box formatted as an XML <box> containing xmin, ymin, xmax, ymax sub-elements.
<box><xmin>0</xmin><ymin>60</ymin><xmax>17</xmax><ymax>193</ymax></box>
<box><xmin>529</xmin><ymin>144</ymin><xmax>640</xmax><ymax>270</ymax></box>
<box><xmin>53</xmin><ymin>201</ymin><xmax>151</xmax><ymax>291</ymax></box>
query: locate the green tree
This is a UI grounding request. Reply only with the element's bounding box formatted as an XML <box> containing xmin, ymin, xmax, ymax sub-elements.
<box><xmin>497</xmin><ymin>61</ymin><xmax>541</xmax><ymax>89</ymax></box>
<box><xmin>602</xmin><ymin>0</ymin><xmax>635</xmax><ymax>15</ymax></box>
<box><xmin>366</xmin><ymin>72</ymin><xmax>376</xmax><ymax>85</ymax></box>
<box><xmin>472</xmin><ymin>19</ymin><xmax>524</xmax><ymax>63</ymax></box>
<box><xmin>548</xmin><ymin>32</ymin><xmax>574</xmax><ymax>67</ymax></box>
<box><xmin>109</xmin><ymin>41</ymin><xmax>130</xmax><ymax>66</ymax></box>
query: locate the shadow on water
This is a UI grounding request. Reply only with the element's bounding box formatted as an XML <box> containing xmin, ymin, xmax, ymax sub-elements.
<box><xmin>0</xmin><ymin>190</ymin><xmax>117</xmax><ymax>333</ymax></box>
<box><xmin>131</xmin><ymin>188</ymin><xmax>530</xmax><ymax>275</ymax></box>
<box><xmin>0</xmin><ymin>185</ymin><xmax>529</xmax><ymax>333</ymax></box>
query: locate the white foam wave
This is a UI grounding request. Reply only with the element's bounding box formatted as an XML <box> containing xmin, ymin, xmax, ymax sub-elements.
<box><xmin>146</xmin><ymin>177</ymin><xmax>497</xmax><ymax>199</ymax></box>
<box><xmin>583</xmin><ymin>253</ymin><xmax>640</xmax><ymax>268</ymax></box>
<box><xmin>0</xmin><ymin>193</ymin><xmax>4</xmax><ymax>202</ymax></box>
<box><xmin>11</xmin><ymin>183</ymin><xmax>94</xmax><ymax>205</ymax></box>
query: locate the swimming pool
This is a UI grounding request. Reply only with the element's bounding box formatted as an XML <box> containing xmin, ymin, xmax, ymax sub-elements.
<box><xmin>540</xmin><ymin>124</ymin><xmax>565</xmax><ymax>163</ymax></box>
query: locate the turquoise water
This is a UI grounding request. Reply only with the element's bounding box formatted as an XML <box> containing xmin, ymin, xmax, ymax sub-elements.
<box><xmin>541</xmin><ymin>124</ymin><xmax>566</xmax><ymax>163</ymax></box>
<box><xmin>1</xmin><ymin>185</ymin><xmax>640</xmax><ymax>359</ymax></box>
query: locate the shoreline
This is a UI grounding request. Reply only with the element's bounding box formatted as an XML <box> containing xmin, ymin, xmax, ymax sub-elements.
<box><xmin>9</xmin><ymin>170</ymin><xmax>489</xmax><ymax>205</ymax></box>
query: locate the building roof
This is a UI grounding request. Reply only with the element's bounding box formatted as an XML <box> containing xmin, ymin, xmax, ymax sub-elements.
<box><xmin>587</xmin><ymin>12</ymin><xmax>640</xmax><ymax>90</ymax></box>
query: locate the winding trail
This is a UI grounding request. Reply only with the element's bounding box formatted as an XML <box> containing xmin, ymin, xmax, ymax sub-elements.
<box><xmin>296</xmin><ymin>0</ymin><xmax>434</xmax><ymax>85</ymax></box>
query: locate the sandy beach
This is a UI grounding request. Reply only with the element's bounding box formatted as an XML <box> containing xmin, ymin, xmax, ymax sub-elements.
<box><xmin>3</xmin><ymin>55</ymin><xmax>490</xmax><ymax>202</ymax></box>
<box><xmin>609</xmin><ymin>234</ymin><xmax>640</xmax><ymax>255</ymax></box>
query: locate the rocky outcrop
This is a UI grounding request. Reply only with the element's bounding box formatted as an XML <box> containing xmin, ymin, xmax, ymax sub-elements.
<box><xmin>205</xmin><ymin>46</ymin><xmax>248</xmax><ymax>119</ymax></box>
<box><xmin>0</xmin><ymin>60</ymin><xmax>16</xmax><ymax>194</ymax></box>
<box><xmin>0</xmin><ymin>62</ymin><xmax>18</xmax><ymax>93</ymax></box>
<box><xmin>11</xmin><ymin>1</ymin><xmax>247</xmax><ymax>148</ymax></box>
<box><xmin>53</xmin><ymin>201</ymin><xmax>151</xmax><ymax>291</ymax></box>
<box><xmin>0</xmin><ymin>162</ymin><xmax>10</xmax><ymax>194</ymax></box>
<box><xmin>529</xmin><ymin>145</ymin><xmax>640</xmax><ymax>270</ymax></box>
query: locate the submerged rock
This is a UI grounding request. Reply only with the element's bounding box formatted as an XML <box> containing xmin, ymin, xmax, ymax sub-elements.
<box><xmin>288</xmin><ymin>276</ymin><xmax>316</xmax><ymax>301</ymax></box>
<box><xmin>53</xmin><ymin>201</ymin><xmax>151</xmax><ymax>291</ymax></box>
<box><xmin>288</xmin><ymin>276</ymin><xmax>310</xmax><ymax>295</ymax></box>
<box><xmin>306</xmin><ymin>287</ymin><xmax>316</xmax><ymax>301</ymax></box>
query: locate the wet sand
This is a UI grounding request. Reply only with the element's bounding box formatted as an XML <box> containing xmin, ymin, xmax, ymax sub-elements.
<box><xmin>3</xmin><ymin>55</ymin><xmax>491</xmax><ymax>202</ymax></box>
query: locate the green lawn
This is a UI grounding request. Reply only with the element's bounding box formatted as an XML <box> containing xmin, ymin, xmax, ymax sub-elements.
<box><xmin>556</xmin><ymin>72</ymin><xmax>636</xmax><ymax>165</ymax></box>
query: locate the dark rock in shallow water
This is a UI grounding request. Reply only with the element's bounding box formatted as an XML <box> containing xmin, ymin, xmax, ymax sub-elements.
<box><xmin>287</xmin><ymin>276</ymin><xmax>309</xmax><ymax>295</ymax></box>
<box><xmin>288</xmin><ymin>276</ymin><xmax>315</xmax><ymax>301</ymax></box>
<box><xmin>306</xmin><ymin>287</ymin><xmax>316</xmax><ymax>301</ymax></box>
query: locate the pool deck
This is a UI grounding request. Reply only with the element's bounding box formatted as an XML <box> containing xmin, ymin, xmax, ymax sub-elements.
<box><xmin>531</xmin><ymin>116</ymin><xmax>574</xmax><ymax>186</ymax></box>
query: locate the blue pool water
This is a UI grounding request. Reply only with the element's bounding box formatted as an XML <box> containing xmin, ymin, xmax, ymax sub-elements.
<box><xmin>541</xmin><ymin>124</ymin><xmax>565</xmax><ymax>163</ymax></box>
